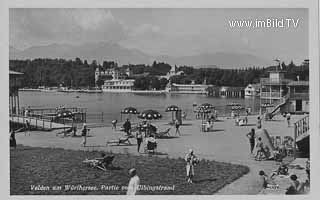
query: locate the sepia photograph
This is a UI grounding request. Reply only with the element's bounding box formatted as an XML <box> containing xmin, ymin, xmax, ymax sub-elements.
<box><xmin>5</xmin><ymin>3</ymin><xmax>318</xmax><ymax>197</ymax></box>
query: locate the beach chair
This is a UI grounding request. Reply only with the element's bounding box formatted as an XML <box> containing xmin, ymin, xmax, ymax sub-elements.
<box><xmin>83</xmin><ymin>155</ymin><xmax>115</xmax><ymax>171</ymax></box>
<box><xmin>106</xmin><ymin>135</ymin><xmax>132</xmax><ymax>146</ymax></box>
<box><xmin>155</xmin><ymin>128</ymin><xmax>171</xmax><ymax>138</ymax></box>
<box><xmin>144</xmin><ymin>140</ymin><xmax>157</xmax><ymax>154</ymax></box>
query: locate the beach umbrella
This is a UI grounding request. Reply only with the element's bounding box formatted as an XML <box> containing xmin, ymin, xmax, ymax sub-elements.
<box><xmin>138</xmin><ymin>109</ymin><xmax>162</xmax><ymax>120</ymax></box>
<box><xmin>200</xmin><ymin>103</ymin><xmax>215</xmax><ymax>110</ymax></box>
<box><xmin>120</xmin><ymin>107</ymin><xmax>139</xmax><ymax>121</ymax></box>
<box><xmin>56</xmin><ymin>110</ymin><xmax>73</xmax><ymax>118</ymax></box>
<box><xmin>231</xmin><ymin>105</ymin><xmax>245</xmax><ymax>110</ymax></box>
<box><xmin>165</xmin><ymin>105</ymin><xmax>180</xmax><ymax>123</ymax></box>
<box><xmin>121</xmin><ymin>107</ymin><xmax>139</xmax><ymax>114</ymax></box>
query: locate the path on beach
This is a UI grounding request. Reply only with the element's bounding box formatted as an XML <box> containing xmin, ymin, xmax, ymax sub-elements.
<box><xmin>15</xmin><ymin>114</ymin><xmax>304</xmax><ymax>194</ymax></box>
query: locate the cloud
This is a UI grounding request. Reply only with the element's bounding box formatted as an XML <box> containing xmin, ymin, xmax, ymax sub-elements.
<box><xmin>10</xmin><ymin>9</ymin><xmax>125</xmax><ymax>48</ymax></box>
<box><xmin>128</xmin><ymin>23</ymin><xmax>161</xmax><ymax>38</ymax></box>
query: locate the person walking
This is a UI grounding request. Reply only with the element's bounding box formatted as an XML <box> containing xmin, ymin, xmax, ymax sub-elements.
<box><xmin>246</xmin><ymin>128</ymin><xmax>256</xmax><ymax>154</ymax></box>
<box><xmin>185</xmin><ymin>149</ymin><xmax>198</xmax><ymax>183</ymax></box>
<box><xmin>111</xmin><ymin>119</ymin><xmax>118</xmax><ymax>130</ymax></box>
<box><xmin>136</xmin><ymin>127</ymin><xmax>143</xmax><ymax>153</ymax></box>
<box><xmin>175</xmin><ymin>119</ymin><xmax>181</xmax><ymax>136</ymax></box>
<box><xmin>81</xmin><ymin>123</ymin><xmax>88</xmax><ymax>147</ymax></box>
<box><xmin>127</xmin><ymin>168</ymin><xmax>140</xmax><ymax>195</ymax></box>
<box><xmin>286</xmin><ymin>112</ymin><xmax>291</xmax><ymax>127</ymax></box>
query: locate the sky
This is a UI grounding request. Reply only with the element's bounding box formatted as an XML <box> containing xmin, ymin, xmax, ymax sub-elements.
<box><xmin>10</xmin><ymin>8</ymin><xmax>308</xmax><ymax>64</ymax></box>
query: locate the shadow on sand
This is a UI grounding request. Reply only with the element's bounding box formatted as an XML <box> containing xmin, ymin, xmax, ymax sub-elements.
<box><xmin>203</xmin><ymin>129</ymin><xmax>224</xmax><ymax>133</ymax></box>
<box><xmin>157</xmin><ymin>136</ymin><xmax>179</xmax><ymax>139</ymax></box>
<box><xmin>193</xmin><ymin>178</ymin><xmax>218</xmax><ymax>183</ymax></box>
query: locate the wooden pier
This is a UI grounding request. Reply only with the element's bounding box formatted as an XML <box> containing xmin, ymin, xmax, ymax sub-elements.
<box><xmin>10</xmin><ymin>115</ymin><xmax>71</xmax><ymax>131</ymax></box>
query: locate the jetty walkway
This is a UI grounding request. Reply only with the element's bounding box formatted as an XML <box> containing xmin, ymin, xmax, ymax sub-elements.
<box><xmin>10</xmin><ymin>115</ymin><xmax>71</xmax><ymax>131</ymax></box>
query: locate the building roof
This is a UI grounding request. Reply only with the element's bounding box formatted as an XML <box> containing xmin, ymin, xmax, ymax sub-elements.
<box><xmin>9</xmin><ymin>70</ymin><xmax>23</xmax><ymax>75</ymax></box>
<box><xmin>287</xmin><ymin>81</ymin><xmax>309</xmax><ymax>86</ymax></box>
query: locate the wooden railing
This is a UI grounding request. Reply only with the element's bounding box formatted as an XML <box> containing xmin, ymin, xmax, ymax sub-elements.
<box><xmin>10</xmin><ymin>114</ymin><xmax>54</xmax><ymax>130</ymax></box>
<box><xmin>293</xmin><ymin>115</ymin><xmax>309</xmax><ymax>158</ymax></box>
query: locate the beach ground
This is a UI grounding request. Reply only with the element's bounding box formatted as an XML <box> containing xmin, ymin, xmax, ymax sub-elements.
<box><xmin>14</xmin><ymin>114</ymin><xmax>307</xmax><ymax>194</ymax></box>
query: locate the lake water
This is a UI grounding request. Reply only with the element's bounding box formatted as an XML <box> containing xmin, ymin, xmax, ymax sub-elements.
<box><xmin>19</xmin><ymin>91</ymin><xmax>260</xmax><ymax>125</ymax></box>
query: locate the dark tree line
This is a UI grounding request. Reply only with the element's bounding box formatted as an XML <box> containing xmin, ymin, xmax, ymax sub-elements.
<box><xmin>9</xmin><ymin>58</ymin><xmax>309</xmax><ymax>90</ymax></box>
<box><xmin>171</xmin><ymin>60</ymin><xmax>309</xmax><ymax>87</ymax></box>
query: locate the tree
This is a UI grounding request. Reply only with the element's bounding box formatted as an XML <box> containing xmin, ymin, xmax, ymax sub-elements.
<box><xmin>96</xmin><ymin>78</ymin><xmax>105</xmax><ymax>88</ymax></box>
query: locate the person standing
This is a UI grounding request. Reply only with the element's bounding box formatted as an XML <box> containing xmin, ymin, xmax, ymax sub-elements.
<box><xmin>127</xmin><ymin>168</ymin><xmax>140</xmax><ymax>195</ymax></box>
<box><xmin>123</xmin><ymin>119</ymin><xmax>132</xmax><ymax>136</ymax></box>
<box><xmin>175</xmin><ymin>119</ymin><xmax>181</xmax><ymax>136</ymax></box>
<box><xmin>81</xmin><ymin>123</ymin><xmax>88</xmax><ymax>147</ymax></box>
<box><xmin>136</xmin><ymin>127</ymin><xmax>143</xmax><ymax>153</ymax></box>
<box><xmin>10</xmin><ymin>130</ymin><xmax>17</xmax><ymax>149</ymax></box>
<box><xmin>256</xmin><ymin>116</ymin><xmax>262</xmax><ymax>129</ymax></box>
<box><xmin>286</xmin><ymin>113</ymin><xmax>291</xmax><ymax>127</ymax></box>
<box><xmin>185</xmin><ymin>149</ymin><xmax>198</xmax><ymax>183</ymax></box>
<box><xmin>25</xmin><ymin>120</ymin><xmax>31</xmax><ymax>136</ymax></box>
<box><xmin>246</xmin><ymin>128</ymin><xmax>256</xmax><ymax>154</ymax></box>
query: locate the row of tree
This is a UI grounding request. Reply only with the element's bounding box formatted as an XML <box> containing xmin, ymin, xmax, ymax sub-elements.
<box><xmin>9</xmin><ymin>58</ymin><xmax>309</xmax><ymax>90</ymax></box>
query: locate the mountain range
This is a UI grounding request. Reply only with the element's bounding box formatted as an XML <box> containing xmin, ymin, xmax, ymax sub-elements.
<box><xmin>10</xmin><ymin>42</ymin><xmax>270</xmax><ymax>68</ymax></box>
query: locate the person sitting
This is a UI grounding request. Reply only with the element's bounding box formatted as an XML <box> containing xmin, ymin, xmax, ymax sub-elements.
<box><xmin>182</xmin><ymin>111</ymin><xmax>187</xmax><ymax>120</ymax></box>
<box><xmin>255</xmin><ymin>137</ymin><xmax>266</xmax><ymax>161</ymax></box>
<box><xmin>285</xmin><ymin>174</ymin><xmax>300</xmax><ymax>195</ymax></box>
<box><xmin>271</xmin><ymin>162</ymin><xmax>289</xmax><ymax>178</ymax></box>
<box><xmin>145</xmin><ymin>134</ymin><xmax>157</xmax><ymax>153</ymax></box>
<box><xmin>205</xmin><ymin>120</ymin><xmax>213</xmax><ymax>132</ymax></box>
<box><xmin>94</xmin><ymin>152</ymin><xmax>115</xmax><ymax>170</ymax></box>
<box><xmin>259</xmin><ymin>170</ymin><xmax>278</xmax><ymax>189</ymax></box>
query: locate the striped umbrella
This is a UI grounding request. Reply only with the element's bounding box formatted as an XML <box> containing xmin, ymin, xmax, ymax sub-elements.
<box><xmin>56</xmin><ymin>110</ymin><xmax>73</xmax><ymax>118</ymax></box>
<box><xmin>121</xmin><ymin>107</ymin><xmax>139</xmax><ymax>114</ymax></box>
<box><xmin>138</xmin><ymin>110</ymin><xmax>162</xmax><ymax>120</ymax></box>
<box><xmin>231</xmin><ymin>105</ymin><xmax>245</xmax><ymax>110</ymax></box>
<box><xmin>200</xmin><ymin>103</ymin><xmax>215</xmax><ymax>110</ymax></box>
<box><xmin>121</xmin><ymin>107</ymin><xmax>139</xmax><ymax>121</ymax></box>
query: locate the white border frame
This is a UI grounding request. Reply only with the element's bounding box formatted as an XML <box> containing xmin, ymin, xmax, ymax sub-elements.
<box><xmin>1</xmin><ymin>1</ymin><xmax>318</xmax><ymax>200</ymax></box>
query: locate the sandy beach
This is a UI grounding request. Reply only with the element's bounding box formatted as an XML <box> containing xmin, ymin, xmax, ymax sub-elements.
<box><xmin>15</xmin><ymin>114</ymin><xmax>306</xmax><ymax>194</ymax></box>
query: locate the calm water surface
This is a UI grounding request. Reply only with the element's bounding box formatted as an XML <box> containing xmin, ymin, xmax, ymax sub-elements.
<box><xmin>19</xmin><ymin>91</ymin><xmax>260</xmax><ymax>124</ymax></box>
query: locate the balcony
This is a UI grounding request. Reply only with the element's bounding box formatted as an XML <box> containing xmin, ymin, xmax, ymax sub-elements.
<box><xmin>260</xmin><ymin>92</ymin><xmax>281</xmax><ymax>99</ymax></box>
<box><xmin>289</xmin><ymin>92</ymin><xmax>309</xmax><ymax>100</ymax></box>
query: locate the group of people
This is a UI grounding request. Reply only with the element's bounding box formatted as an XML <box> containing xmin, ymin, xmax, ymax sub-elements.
<box><xmin>259</xmin><ymin>160</ymin><xmax>310</xmax><ymax>195</ymax></box>
<box><xmin>246</xmin><ymin>128</ymin><xmax>273</xmax><ymax>161</ymax></box>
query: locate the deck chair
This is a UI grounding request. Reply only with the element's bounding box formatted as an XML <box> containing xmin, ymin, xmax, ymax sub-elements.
<box><xmin>144</xmin><ymin>140</ymin><xmax>157</xmax><ymax>154</ymax></box>
<box><xmin>155</xmin><ymin>128</ymin><xmax>171</xmax><ymax>138</ymax></box>
<box><xmin>83</xmin><ymin>155</ymin><xmax>115</xmax><ymax>171</ymax></box>
<box><xmin>106</xmin><ymin>135</ymin><xmax>132</xmax><ymax>146</ymax></box>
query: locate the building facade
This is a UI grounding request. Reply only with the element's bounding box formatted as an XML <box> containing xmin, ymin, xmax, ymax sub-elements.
<box><xmin>166</xmin><ymin>82</ymin><xmax>212</xmax><ymax>94</ymax></box>
<box><xmin>282</xmin><ymin>81</ymin><xmax>309</xmax><ymax>113</ymax></box>
<box><xmin>219</xmin><ymin>86</ymin><xmax>245</xmax><ymax>98</ymax></box>
<box><xmin>260</xmin><ymin>71</ymin><xmax>291</xmax><ymax>105</ymax></box>
<box><xmin>245</xmin><ymin>84</ymin><xmax>260</xmax><ymax>97</ymax></box>
<box><xmin>101</xmin><ymin>79</ymin><xmax>135</xmax><ymax>92</ymax></box>
<box><xmin>95</xmin><ymin>67</ymin><xmax>129</xmax><ymax>84</ymax></box>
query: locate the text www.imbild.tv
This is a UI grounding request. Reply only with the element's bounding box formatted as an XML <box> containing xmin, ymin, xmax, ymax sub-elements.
<box><xmin>228</xmin><ymin>18</ymin><xmax>300</xmax><ymax>29</ymax></box>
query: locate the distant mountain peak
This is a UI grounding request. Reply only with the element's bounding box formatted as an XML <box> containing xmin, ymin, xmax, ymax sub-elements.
<box><xmin>10</xmin><ymin>42</ymin><xmax>269</xmax><ymax>68</ymax></box>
